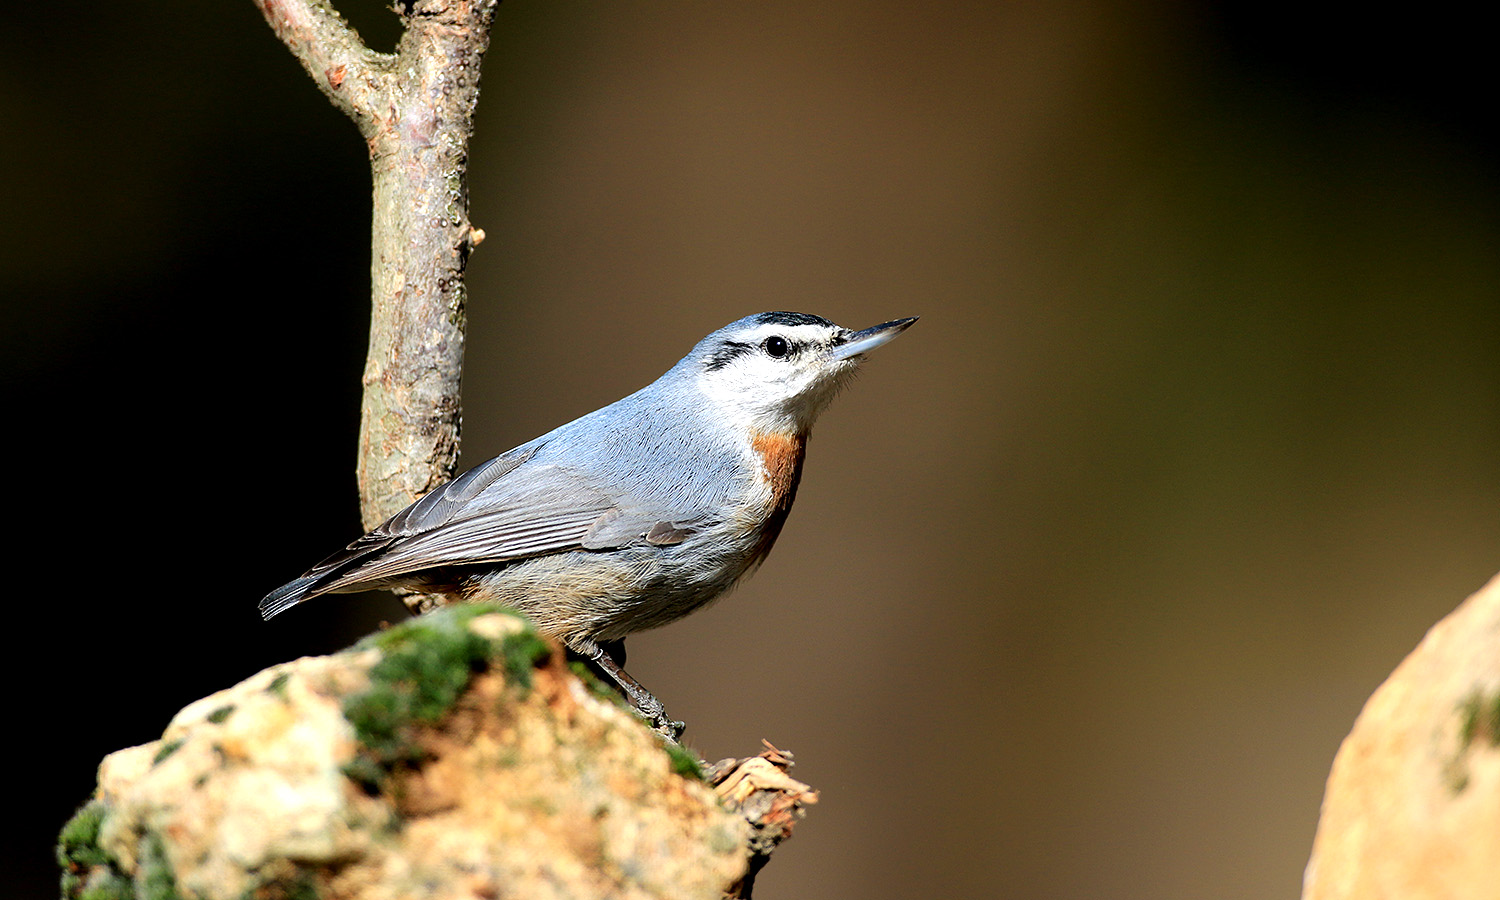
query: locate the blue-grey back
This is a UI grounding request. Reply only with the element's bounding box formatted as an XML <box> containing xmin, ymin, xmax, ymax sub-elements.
<box><xmin>525</xmin><ymin>361</ymin><xmax>749</xmax><ymax>519</ymax></box>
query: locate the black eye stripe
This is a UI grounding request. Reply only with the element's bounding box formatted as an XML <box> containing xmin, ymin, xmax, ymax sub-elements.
<box><xmin>704</xmin><ymin>340</ymin><xmax>753</xmax><ymax>371</ymax></box>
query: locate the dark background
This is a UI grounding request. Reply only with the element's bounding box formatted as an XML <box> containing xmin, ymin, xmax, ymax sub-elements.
<box><xmin>4</xmin><ymin>2</ymin><xmax>1496</xmax><ymax>897</ymax></box>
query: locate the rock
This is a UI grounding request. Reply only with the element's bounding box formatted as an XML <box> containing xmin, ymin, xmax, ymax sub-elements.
<box><xmin>1303</xmin><ymin>572</ymin><xmax>1500</xmax><ymax>900</ymax></box>
<box><xmin>57</xmin><ymin>605</ymin><xmax>811</xmax><ymax>900</ymax></box>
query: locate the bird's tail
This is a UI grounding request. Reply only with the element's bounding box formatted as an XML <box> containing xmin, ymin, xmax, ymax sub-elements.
<box><xmin>258</xmin><ymin>575</ymin><xmax>324</xmax><ymax>621</ymax></box>
<box><xmin>260</xmin><ymin>526</ymin><xmax>406</xmax><ymax>621</ymax></box>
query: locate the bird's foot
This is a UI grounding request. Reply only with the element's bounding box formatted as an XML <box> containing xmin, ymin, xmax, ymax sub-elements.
<box><xmin>571</xmin><ymin>638</ymin><xmax>687</xmax><ymax>742</ymax></box>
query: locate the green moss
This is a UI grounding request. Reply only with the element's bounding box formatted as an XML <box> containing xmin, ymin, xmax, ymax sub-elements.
<box><xmin>567</xmin><ymin>660</ymin><xmax>629</xmax><ymax>707</ymax></box>
<box><xmin>232</xmin><ymin>864</ymin><xmax>325</xmax><ymax>900</ymax></box>
<box><xmin>59</xmin><ymin>799</ymin><xmax>113</xmax><ymax>897</ymax></box>
<box><xmin>342</xmin><ymin>605</ymin><xmax>549</xmax><ymax>790</ymax></box>
<box><xmin>664</xmin><ymin>742</ymin><xmax>706</xmax><ymax>781</ymax></box>
<box><xmin>1447</xmin><ymin>687</ymin><xmax>1500</xmax><ymax>795</ymax></box>
<box><xmin>151</xmin><ymin>740</ymin><xmax>184</xmax><ymax>767</ymax></box>
<box><xmin>137</xmin><ymin>835</ymin><xmax>182</xmax><ymax>900</ymax></box>
<box><xmin>266</xmin><ymin>671</ymin><xmax>291</xmax><ymax>700</ymax></box>
<box><xmin>1459</xmin><ymin>697</ymin><xmax>1478</xmax><ymax>747</ymax></box>
<box><xmin>1458</xmin><ymin>688</ymin><xmax>1500</xmax><ymax>749</ymax></box>
<box><xmin>500</xmin><ymin>630</ymin><xmax>551</xmax><ymax>692</ymax></box>
<box><xmin>277</xmin><ymin>872</ymin><xmax>323</xmax><ymax>900</ymax></box>
<box><xmin>58</xmin><ymin>800</ymin><xmax>109</xmax><ymax>870</ymax></box>
<box><xmin>206</xmin><ymin>704</ymin><xmax>236</xmax><ymax>725</ymax></box>
<box><xmin>57</xmin><ymin>801</ymin><xmax>177</xmax><ymax>900</ymax></box>
<box><xmin>78</xmin><ymin>875</ymin><xmax>134</xmax><ymax>900</ymax></box>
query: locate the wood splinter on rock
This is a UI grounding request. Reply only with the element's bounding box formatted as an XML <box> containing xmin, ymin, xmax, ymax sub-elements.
<box><xmin>709</xmin><ymin>740</ymin><xmax>820</xmax><ymax>899</ymax></box>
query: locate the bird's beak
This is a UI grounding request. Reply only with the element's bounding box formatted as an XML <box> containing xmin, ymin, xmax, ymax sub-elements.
<box><xmin>830</xmin><ymin>317</ymin><xmax>919</xmax><ymax>361</ymax></box>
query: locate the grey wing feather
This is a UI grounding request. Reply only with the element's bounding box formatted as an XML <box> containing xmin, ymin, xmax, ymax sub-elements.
<box><xmin>264</xmin><ymin>445</ymin><xmax>543</xmax><ymax>610</ymax></box>
<box><xmin>324</xmin><ymin>496</ymin><xmax>613</xmax><ymax>588</ymax></box>
<box><xmin>260</xmin><ymin>441</ymin><xmax>703</xmax><ymax>619</ymax></box>
<box><xmin>382</xmin><ymin>444</ymin><xmax>541</xmax><ymax>536</ymax></box>
<box><xmin>313</xmin><ymin>458</ymin><xmax>619</xmax><ymax>589</ymax></box>
<box><xmin>583</xmin><ymin>511</ymin><xmax>703</xmax><ymax>548</ymax></box>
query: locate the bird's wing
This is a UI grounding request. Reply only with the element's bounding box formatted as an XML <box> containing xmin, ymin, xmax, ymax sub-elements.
<box><xmin>260</xmin><ymin>442</ymin><xmax>706</xmax><ymax>618</ymax></box>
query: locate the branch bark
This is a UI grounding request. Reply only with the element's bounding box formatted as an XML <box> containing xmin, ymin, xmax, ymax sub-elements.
<box><xmin>253</xmin><ymin>0</ymin><xmax>497</xmax><ymax>532</ymax></box>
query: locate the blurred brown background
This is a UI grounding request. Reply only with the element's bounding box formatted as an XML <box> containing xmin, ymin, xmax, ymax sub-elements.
<box><xmin>4</xmin><ymin>2</ymin><xmax>1496</xmax><ymax>898</ymax></box>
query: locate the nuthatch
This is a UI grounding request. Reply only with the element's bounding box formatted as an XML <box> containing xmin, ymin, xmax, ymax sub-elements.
<box><xmin>262</xmin><ymin>311</ymin><xmax>916</xmax><ymax>736</ymax></box>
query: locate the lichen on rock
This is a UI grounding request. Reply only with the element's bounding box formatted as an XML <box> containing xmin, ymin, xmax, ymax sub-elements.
<box><xmin>59</xmin><ymin>605</ymin><xmax>761</xmax><ymax>900</ymax></box>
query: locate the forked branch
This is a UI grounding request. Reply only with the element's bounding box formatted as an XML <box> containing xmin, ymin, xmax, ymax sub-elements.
<box><xmin>253</xmin><ymin>0</ymin><xmax>498</xmax><ymax>536</ymax></box>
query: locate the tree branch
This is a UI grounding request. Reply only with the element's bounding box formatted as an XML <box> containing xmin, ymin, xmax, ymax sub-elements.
<box><xmin>254</xmin><ymin>0</ymin><xmax>498</xmax><ymax>540</ymax></box>
<box><xmin>252</xmin><ymin>0</ymin><xmax>390</xmax><ymax>125</ymax></box>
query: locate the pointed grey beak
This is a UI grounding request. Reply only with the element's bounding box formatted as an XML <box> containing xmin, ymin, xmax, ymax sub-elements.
<box><xmin>830</xmin><ymin>317</ymin><xmax>919</xmax><ymax>361</ymax></box>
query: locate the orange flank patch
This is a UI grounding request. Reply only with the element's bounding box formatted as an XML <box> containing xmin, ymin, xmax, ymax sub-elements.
<box><xmin>750</xmin><ymin>430</ymin><xmax>807</xmax><ymax>512</ymax></box>
<box><xmin>746</xmin><ymin>430</ymin><xmax>808</xmax><ymax>567</ymax></box>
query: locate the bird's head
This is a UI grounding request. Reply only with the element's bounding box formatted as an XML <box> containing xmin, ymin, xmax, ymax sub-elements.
<box><xmin>684</xmin><ymin>311</ymin><xmax>917</xmax><ymax>435</ymax></box>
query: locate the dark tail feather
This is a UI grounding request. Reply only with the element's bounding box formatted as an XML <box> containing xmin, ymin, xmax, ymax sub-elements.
<box><xmin>261</xmin><ymin>532</ymin><xmax>402</xmax><ymax>621</ymax></box>
<box><xmin>259</xmin><ymin>575</ymin><xmax>324</xmax><ymax>620</ymax></box>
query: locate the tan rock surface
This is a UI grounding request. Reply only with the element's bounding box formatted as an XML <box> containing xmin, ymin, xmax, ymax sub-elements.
<box><xmin>1303</xmin><ymin>572</ymin><xmax>1500</xmax><ymax>900</ymax></box>
<box><xmin>58</xmin><ymin>606</ymin><xmax>786</xmax><ymax>900</ymax></box>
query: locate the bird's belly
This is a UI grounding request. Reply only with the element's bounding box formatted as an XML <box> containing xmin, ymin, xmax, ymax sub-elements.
<box><xmin>461</xmin><ymin>530</ymin><xmax>760</xmax><ymax>644</ymax></box>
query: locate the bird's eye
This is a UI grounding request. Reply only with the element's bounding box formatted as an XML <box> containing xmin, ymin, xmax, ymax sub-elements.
<box><xmin>763</xmin><ymin>336</ymin><xmax>790</xmax><ymax>359</ymax></box>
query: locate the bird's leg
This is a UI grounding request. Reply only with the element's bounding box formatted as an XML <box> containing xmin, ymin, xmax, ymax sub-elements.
<box><xmin>570</xmin><ymin>637</ymin><xmax>685</xmax><ymax>741</ymax></box>
<box><xmin>599</xmin><ymin>637</ymin><xmax>627</xmax><ymax>668</ymax></box>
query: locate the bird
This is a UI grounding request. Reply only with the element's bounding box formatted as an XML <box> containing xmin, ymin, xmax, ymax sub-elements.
<box><xmin>261</xmin><ymin>311</ymin><xmax>916</xmax><ymax>737</ymax></box>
